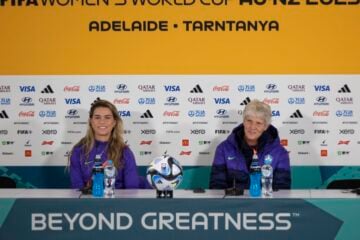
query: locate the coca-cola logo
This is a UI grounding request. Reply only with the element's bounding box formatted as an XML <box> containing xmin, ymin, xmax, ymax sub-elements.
<box><xmin>64</xmin><ymin>86</ymin><xmax>80</xmax><ymax>92</ymax></box>
<box><xmin>18</xmin><ymin>111</ymin><xmax>35</xmax><ymax>117</ymax></box>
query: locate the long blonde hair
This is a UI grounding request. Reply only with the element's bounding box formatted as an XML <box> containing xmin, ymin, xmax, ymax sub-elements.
<box><xmin>70</xmin><ymin>99</ymin><xmax>126</xmax><ymax>169</ymax></box>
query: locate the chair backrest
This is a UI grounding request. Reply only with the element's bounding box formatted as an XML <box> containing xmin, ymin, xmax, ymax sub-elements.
<box><xmin>0</xmin><ymin>176</ymin><xmax>17</xmax><ymax>188</ymax></box>
<box><xmin>326</xmin><ymin>179</ymin><xmax>360</xmax><ymax>189</ymax></box>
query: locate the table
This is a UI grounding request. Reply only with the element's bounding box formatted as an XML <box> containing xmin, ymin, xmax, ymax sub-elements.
<box><xmin>0</xmin><ymin>189</ymin><xmax>359</xmax><ymax>239</ymax></box>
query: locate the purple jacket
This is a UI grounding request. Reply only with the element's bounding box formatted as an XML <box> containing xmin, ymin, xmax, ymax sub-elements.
<box><xmin>70</xmin><ymin>140</ymin><xmax>140</xmax><ymax>189</ymax></box>
<box><xmin>210</xmin><ymin>124</ymin><xmax>291</xmax><ymax>190</ymax></box>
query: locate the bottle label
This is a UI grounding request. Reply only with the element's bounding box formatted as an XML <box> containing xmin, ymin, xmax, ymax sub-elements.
<box><xmin>264</xmin><ymin>154</ymin><xmax>273</xmax><ymax>164</ymax></box>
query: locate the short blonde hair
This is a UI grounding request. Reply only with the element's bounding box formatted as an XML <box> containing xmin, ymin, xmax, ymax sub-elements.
<box><xmin>243</xmin><ymin>99</ymin><xmax>272</xmax><ymax>126</ymax></box>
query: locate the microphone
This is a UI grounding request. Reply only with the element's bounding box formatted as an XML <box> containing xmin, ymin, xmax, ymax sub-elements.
<box><xmin>225</xmin><ymin>176</ymin><xmax>244</xmax><ymax>196</ymax></box>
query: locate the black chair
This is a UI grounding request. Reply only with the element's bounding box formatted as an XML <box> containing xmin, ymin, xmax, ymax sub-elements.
<box><xmin>326</xmin><ymin>179</ymin><xmax>360</xmax><ymax>189</ymax></box>
<box><xmin>0</xmin><ymin>176</ymin><xmax>17</xmax><ymax>188</ymax></box>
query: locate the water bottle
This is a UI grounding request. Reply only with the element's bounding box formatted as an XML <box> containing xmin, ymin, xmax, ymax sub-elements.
<box><xmin>92</xmin><ymin>155</ymin><xmax>104</xmax><ymax>197</ymax></box>
<box><xmin>104</xmin><ymin>160</ymin><xmax>116</xmax><ymax>198</ymax></box>
<box><xmin>261</xmin><ymin>155</ymin><xmax>273</xmax><ymax>197</ymax></box>
<box><xmin>249</xmin><ymin>151</ymin><xmax>261</xmax><ymax>197</ymax></box>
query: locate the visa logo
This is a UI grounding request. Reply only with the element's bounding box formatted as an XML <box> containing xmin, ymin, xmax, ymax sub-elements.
<box><xmin>65</xmin><ymin>98</ymin><xmax>81</xmax><ymax>104</ymax></box>
<box><xmin>19</xmin><ymin>86</ymin><xmax>35</xmax><ymax>92</ymax></box>
<box><xmin>119</xmin><ymin>111</ymin><xmax>131</xmax><ymax>117</ymax></box>
<box><xmin>164</xmin><ymin>85</ymin><xmax>180</xmax><ymax>92</ymax></box>
<box><xmin>214</xmin><ymin>98</ymin><xmax>230</xmax><ymax>104</ymax></box>
<box><xmin>314</xmin><ymin>85</ymin><xmax>330</xmax><ymax>91</ymax></box>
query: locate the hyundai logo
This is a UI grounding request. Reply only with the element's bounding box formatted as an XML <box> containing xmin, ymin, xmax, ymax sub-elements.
<box><xmin>22</xmin><ymin>97</ymin><xmax>32</xmax><ymax>103</ymax></box>
<box><xmin>316</xmin><ymin>96</ymin><xmax>327</xmax><ymax>102</ymax></box>
<box><xmin>117</xmin><ymin>84</ymin><xmax>127</xmax><ymax>90</ymax></box>
<box><xmin>266</xmin><ymin>84</ymin><xmax>277</xmax><ymax>90</ymax></box>
<box><xmin>216</xmin><ymin>109</ymin><xmax>227</xmax><ymax>115</ymax></box>
<box><xmin>67</xmin><ymin>109</ymin><xmax>78</xmax><ymax>115</ymax></box>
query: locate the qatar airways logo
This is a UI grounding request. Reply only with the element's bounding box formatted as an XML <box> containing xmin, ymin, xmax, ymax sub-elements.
<box><xmin>138</xmin><ymin>85</ymin><xmax>155</xmax><ymax>92</ymax></box>
<box><xmin>336</xmin><ymin>97</ymin><xmax>353</xmax><ymax>105</ymax></box>
<box><xmin>188</xmin><ymin>97</ymin><xmax>205</xmax><ymax>105</ymax></box>
<box><xmin>288</xmin><ymin>85</ymin><xmax>305</xmax><ymax>92</ymax></box>
<box><xmin>213</xmin><ymin>85</ymin><xmax>229</xmax><ymax>91</ymax></box>
<box><xmin>39</xmin><ymin>98</ymin><xmax>56</xmax><ymax>105</ymax></box>
<box><xmin>18</xmin><ymin>111</ymin><xmax>35</xmax><ymax>117</ymax></box>
<box><xmin>31</xmin><ymin>211</ymin><xmax>292</xmax><ymax>231</ymax></box>
<box><xmin>64</xmin><ymin>86</ymin><xmax>80</xmax><ymax>92</ymax></box>
<box><xmin>0</xmin><ymin>85</ymin><xmax>10</xmax><ymax>92</ymax></box>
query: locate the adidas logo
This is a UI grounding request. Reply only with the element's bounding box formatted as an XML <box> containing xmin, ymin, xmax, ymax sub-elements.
<box><xmin>0</xmin><ymin>110</ymin><xmax>9</xmax><ymax>119</ymax></box>
<box><xmin>140</xmin><ymin>110</ymin><xmax>153</xmax><ymax>118</ymax></box>
<box><xmin>338</xmin><ymin>84</ymin><xmax>351</xmax><ymax>93</ymax></box>
<box><xmin>190</xmin><ymin>84</ymin><xmax>203</xmax><ymax>93</ymax></box>
<box><xmin>41</xmin><ymin>85</ymin><xmax>54</xmax><ymax>94</ymax></box>
<box><xmin>290</xmin><ymin>109</ymin><xmax>303</xmax><ymax>118</ymax></box>
<box><xmin>240</xmin><ymin>97</ymin><xmax>251</xmax><ymax>105</ymax></box>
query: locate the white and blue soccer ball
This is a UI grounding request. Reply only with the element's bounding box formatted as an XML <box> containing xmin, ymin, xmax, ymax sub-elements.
<box><xmin>146</xmin><ymin>155</ymin><xmax>183</xmax><ymax>191</ymax></box>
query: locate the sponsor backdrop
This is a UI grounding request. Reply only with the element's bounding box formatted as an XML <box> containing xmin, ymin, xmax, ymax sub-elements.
<box><xmin>0</xmin><ymin>75</ymin><xmax>360</xmax><ymax>188</ymax></box>
<box><xmin>0</xmin><ymin>2</ymin><xmax>359</xmax><ymax>188</ymax></box>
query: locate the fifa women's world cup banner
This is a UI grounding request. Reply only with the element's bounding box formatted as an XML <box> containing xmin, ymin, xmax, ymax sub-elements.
<box><xmin>0</xmin><ymin>75</ymin><xmax>359</xmax><ymax>167</ymax></box>
<box><xmin>0</xmin><ymin>0</ymin><xmax>359</xmax><ymax>74</ymax></box>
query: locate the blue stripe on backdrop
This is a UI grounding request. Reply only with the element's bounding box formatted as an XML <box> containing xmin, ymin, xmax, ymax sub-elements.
<box><xmin>1</xmin><ymin>166</ymin><xmax>360</xmax><ymax>189</ymax></box>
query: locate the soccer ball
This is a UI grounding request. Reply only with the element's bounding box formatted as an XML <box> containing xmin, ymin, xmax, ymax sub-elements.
<box><xmin>146</xmin><ymin>155</ymin><xmax>183</xmax><ymax>191</ymax></box>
